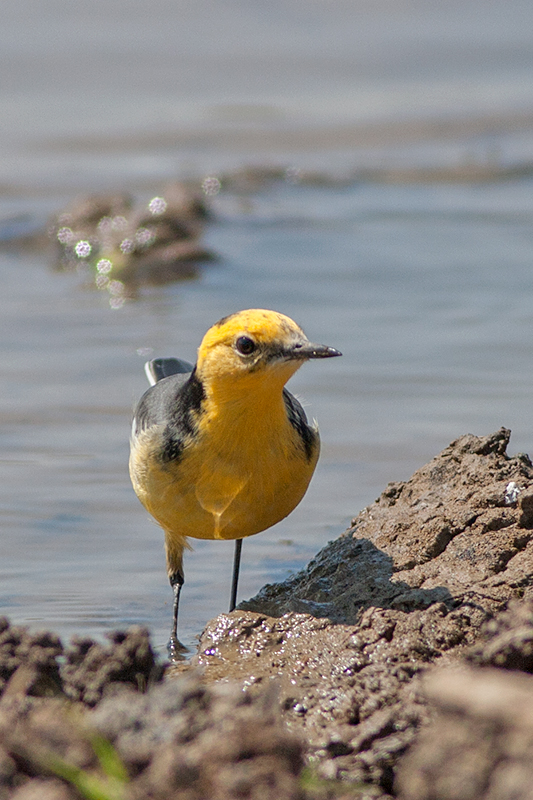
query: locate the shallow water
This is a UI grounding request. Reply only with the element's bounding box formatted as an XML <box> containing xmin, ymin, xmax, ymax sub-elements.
<box><xmin>2</xmin><ymin>0</ymin><xmax>533</xmax><ymax>653</ymax></box>
<box><xmin>2</xmin><ymin>177</ymin><xmax>533</xmax><ymax>653</ymax></box>
<box><xmin>2</xmin><ymin>0</ymin><xmax>533</xmax><ymax>189</ymax></box>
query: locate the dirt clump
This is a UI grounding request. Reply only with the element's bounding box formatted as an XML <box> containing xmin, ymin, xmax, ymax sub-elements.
<box><xmin>396</xmin><ymin>665</ymin><xmax>533</xmax><ymax>800</ymax></box>
<box><xmin>242</xmin><ymin>427</ymin><xmax>533</xmax><ymax>622</ymax></box>
<box><xmin>393</xmin><ymin>599</ymin><xmax>533</xmax><ymax>799</ymax></box>
<box><xmin>0</xmin><ymin>620</ymin><xmax>63</xmax><ymax>701</ymax></box>
<box><xmin>0</xmin><ymin>674</ymin><xmax>304</xmax><ymax>800</ymax></box>
<box><xmin>0</xmin><ymin>623</ymin><xmax>163</xmax><ymax>708</ymax></box>
<box><xmin>91</xmin><ymin>676</ymin><xmax>304</xmax><ymax>800</ymax></box>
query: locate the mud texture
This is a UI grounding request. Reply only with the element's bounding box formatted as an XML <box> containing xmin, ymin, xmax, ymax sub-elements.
<box><xmin>0</xmin><ymin>624</ymin><xmax>163</xmax><ymax>707</ymax></box>
<box><xmin>241</xmin><ymin>427</ymin><xmax>533</xmax><ymax>623</ymax></box>
<box><xmin>0</xmin><ymin>676</ymin><xmax>304</xmax><ymax>800</ymax></box>
<box><xmin>196</xmin><ymin>428</ymin><xmax>533</xmax><ymax>792</ymax></box>
<box><xmin>2</xmin><ymin>428</ymin><xmax>533</xmax><ymax>799</ymax></box>
<box><xmin>396</xmin><ymin>664</ymin><xmax>533</xmax><ymax>800</ymax></box>
<box><xmin>394</xmin><ymin>600</ymin><xmax>533</xmax><ymax>800</ymax></box>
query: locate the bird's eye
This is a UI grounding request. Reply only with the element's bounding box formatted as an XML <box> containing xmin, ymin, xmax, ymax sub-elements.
<box><xmin>235</xmin><ymin>336</ymin><xmax>256</xmax><ymax>356</ymax></box>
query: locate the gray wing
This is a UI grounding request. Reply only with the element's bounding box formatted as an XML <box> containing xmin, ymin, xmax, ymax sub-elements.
<box><xmin>132</xmin><ymin>363</ymin><xmax>206</xmax><ymax>465</ymax></box>
<box><xmin>133</xmin><ymin>372</ymin><xmax>192</xmax><ymax>436</ymax></box>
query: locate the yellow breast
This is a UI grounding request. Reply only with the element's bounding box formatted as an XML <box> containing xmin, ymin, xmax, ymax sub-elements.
<box><xmin>129</xmin><ymin>390</ymin><xmax>319</xmax><ymax>543</ymax></box>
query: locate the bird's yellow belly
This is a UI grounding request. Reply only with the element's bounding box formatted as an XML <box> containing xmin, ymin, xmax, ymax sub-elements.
<box><xmin>129</xmin><ymin>423</ymin><xmax>318</xmax><ymax>543</ymax></box>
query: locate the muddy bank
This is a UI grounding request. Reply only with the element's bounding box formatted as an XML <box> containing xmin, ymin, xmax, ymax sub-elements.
<box><xmin>195</xmin><ymin>427</ymin><xmax>533</xmax><ymax>792</ymax></box>
<box><xmin>2</xmin><ymin>428</ymin><xmax>533</xmax><ymax>799</ymax></box>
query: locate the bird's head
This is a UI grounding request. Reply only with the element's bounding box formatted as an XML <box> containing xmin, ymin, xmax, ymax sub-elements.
<box><xmin>196</xmin><ymin>309</ymin><xmax>341</xmax><ymax>393</ymax></box>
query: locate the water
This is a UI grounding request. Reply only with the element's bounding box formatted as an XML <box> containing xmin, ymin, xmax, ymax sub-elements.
<box><xmin>3</xmin><ymin>0</ymin><xmax>533</xmax><ymax>189</ymax></box>
<box><xmin>1</xmin><ymin>0</ymin><xmax>533</xmax><ymax>653</ymax></box>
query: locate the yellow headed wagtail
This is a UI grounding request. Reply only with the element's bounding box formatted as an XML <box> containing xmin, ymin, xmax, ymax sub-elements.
<box><xmin>129</xmin><ymin>309</ymin><xmax>341</xmax><ymax>657</ymax></box>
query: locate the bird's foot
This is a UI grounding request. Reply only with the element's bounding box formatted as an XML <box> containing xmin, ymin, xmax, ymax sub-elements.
<box><xmin>167</xmin><ymin>634</ymin><xmax>189</xmax><ymax>662</ymax></box>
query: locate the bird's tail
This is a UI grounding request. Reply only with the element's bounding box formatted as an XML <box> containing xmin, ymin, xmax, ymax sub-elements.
<box><xmin>144</xmin><ymin>357</ymin><xmax>194</xmax><ymax>386</ymax></box>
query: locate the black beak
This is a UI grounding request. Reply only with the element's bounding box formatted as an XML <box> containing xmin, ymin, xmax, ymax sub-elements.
<box><xmin>288</xmin><ymin>342</ymin><xmax>342</xmax><ymax>360</ymax></box>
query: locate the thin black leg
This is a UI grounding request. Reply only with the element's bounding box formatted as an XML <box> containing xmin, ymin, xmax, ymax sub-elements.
<box><xmin>168</xmin><ymin>571</ymin><xmax>187</xmax><ymax>660</ymax></box>
<box><xmin>229</xmin><ymin>538</ymin><xmax>243</xmax><ymax>612</ymax></box>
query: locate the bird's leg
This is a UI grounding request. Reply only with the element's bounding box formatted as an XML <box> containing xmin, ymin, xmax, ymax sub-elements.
<box><xmin>165</xmin><ymin>535</ymin><xmax>187</xmax><ymax>660</ymax></box>
<box><xmin>229</xmin><ymin>538</ymin><xmax>243</xmax><ymax>612</ymax></box>
<box><xmin>168</xmin><ymin>569</ymin><xmax>187</xmax><ymax>660</ymax></box>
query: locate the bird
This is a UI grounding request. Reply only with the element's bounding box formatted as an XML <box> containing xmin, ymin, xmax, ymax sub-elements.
<box><xmin>129</xmin><ymin>309</ymin><xmax>341</xmax><ymax>658</ymax></box>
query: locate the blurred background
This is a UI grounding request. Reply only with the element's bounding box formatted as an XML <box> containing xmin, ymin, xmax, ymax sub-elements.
<box><xmin>2</xmin><ymin>0</ymin><xmax>533</xmax><ymax>653</ymax></box>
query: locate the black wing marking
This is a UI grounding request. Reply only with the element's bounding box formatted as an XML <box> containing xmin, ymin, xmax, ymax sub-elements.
<box><xmin>133</xmin><ymin>367</ymin><xmax>206</xmax><ymax>464</ymax></box>
<box><xmin>283</xmin><ymin>388</ymin><xmax>318</xmax><ymax>462</ymax></box>
<box><xmin>162</xmin><ymin>369</ymin><xmax>206</xmax><ymax>462</ymax></box>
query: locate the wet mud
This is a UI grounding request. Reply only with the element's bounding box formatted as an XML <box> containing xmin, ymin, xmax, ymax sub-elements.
<box><xmin>2</xmin><ymin>428</ymin><xmax>533</xmax><ymax>798</ymax></box>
